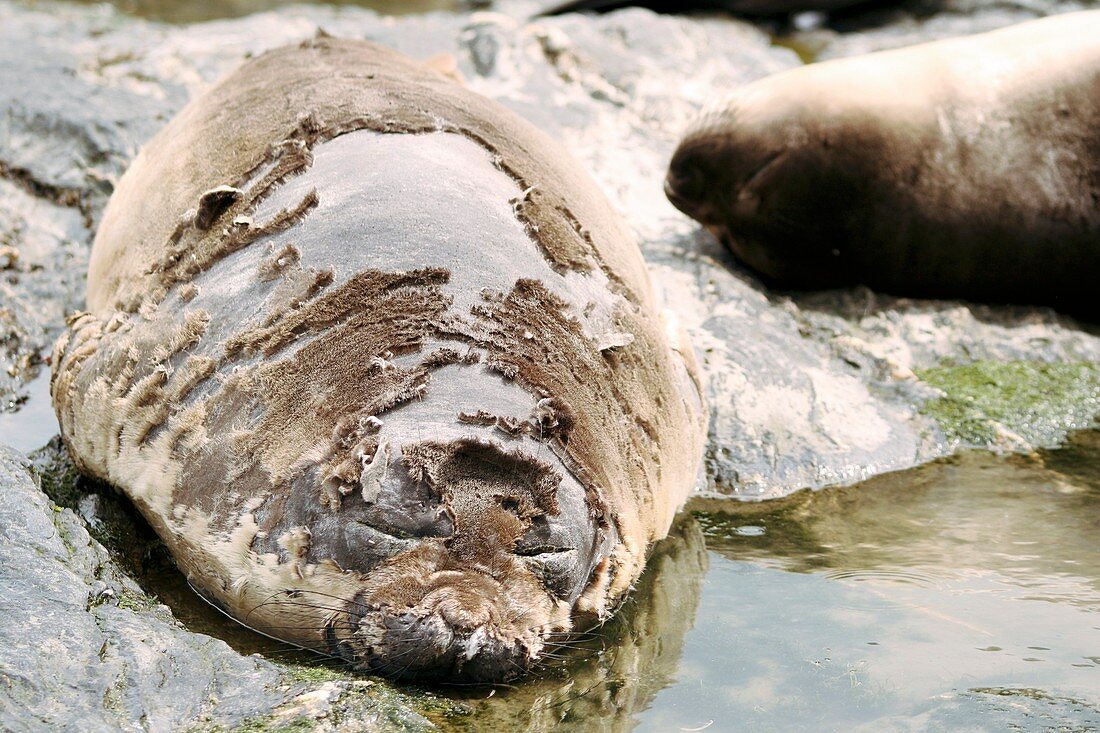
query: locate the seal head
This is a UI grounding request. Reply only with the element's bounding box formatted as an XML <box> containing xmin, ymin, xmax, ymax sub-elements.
<box><xmin>667</xmin><ymin>93</ymin><xmax>870</xmax><ymax>289</ymax></box>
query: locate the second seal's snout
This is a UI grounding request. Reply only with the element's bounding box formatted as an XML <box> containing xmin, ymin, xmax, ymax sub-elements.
<box><xmin>665</xmin><ymin>153</ymin><xmax>709</xmax><ymax>217</ymax></box>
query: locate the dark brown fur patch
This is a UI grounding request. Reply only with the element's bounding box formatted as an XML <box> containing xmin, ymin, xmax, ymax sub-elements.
<box><xmin>402</xmin><ymin>438</ymin><xmax>560</xmax><ymax>559</ymax></box>
<box><xmin>194</xmin><ymin>186</ymin><xmax>244</xmax><ymax>231</ymax></box>
<box><xmin>225</xmin><ymin>268</ymin><xmax>447</xmax><ymax>359</ymax></box>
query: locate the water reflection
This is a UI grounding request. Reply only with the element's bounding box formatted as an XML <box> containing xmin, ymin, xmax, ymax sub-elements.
<box><xmin>694</xmin><ymin>439</ymin><xmax>1100</xmax><ymax>609</ymax></box>
<box><xmin>659</xmin><ymin>435</ymin><xmax>1100</xmax><ymax>731</ymax></box>
<box><xmin>447</xmin><ymin>515</ymin><xmax>708</xmax><ymax>732</ymax></box>
<box><xmin>0</xmin><ymin>368</ymin><xmax>59</xmax><ymax>455</ymax></box>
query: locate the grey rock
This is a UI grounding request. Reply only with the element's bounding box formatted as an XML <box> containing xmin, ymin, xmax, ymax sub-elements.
<box><xmin>0</xmin><ymin>441</ymin><xmax>435</xmax><ymax>731</ymax></box>
<box><xmin>0</xmin><ymin>178</ymin><xmax>88</xmax><ymax>427</ymax></box>
<box><xmin>0</xmin><ymin>444</ymin><xmax>287</xmax><ymax>731</ymax></box>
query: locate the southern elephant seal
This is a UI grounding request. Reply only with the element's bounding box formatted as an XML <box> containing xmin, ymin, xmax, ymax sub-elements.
<box><xmin>51</xmin><ymin>38</ymin><xmax>707</xmax><ymax>681</ymax></box>
<box><xmin>666</xmin><ymin>12</ymin><xmax>1100</xmax><ymax>316</ymax></box>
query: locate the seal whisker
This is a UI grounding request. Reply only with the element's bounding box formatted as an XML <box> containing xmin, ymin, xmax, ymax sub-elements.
<box><xmin>529</xmin><ymin>678</ymin><xmax>611</xmax><ymax>713</ymax></box>
<box><xmin>287</xmin><ymin>588</ymin><xmax>364</xmax><ymax>606</ymax></box>
<box><xmin>243</xmin><ymin>588</ymin><xmax>328</xmax><ymax>624</ymax></box>
<box><xmin>249</xmin><ymin>598</ymin><xmax>356</xmax><ymax>614</ymax></box>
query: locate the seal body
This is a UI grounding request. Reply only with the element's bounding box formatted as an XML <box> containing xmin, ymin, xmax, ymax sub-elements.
<box><xmin>666</xmin><ymin>12</ymin><xmax>1100</xmax><ymax>315</ymax></box>
<box><xmin>51</xmin><ymin>39</ymin><xmax>707</xmax><ymax>681</ymax></box>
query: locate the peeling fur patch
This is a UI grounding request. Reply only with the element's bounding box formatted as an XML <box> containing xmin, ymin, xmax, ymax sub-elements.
<box><xmin>178</xmin><ymin>282</ymin><xmax>200</xmax><ymax>303</ymax></box>
<box><xmin>402</xmin><ymin>437</ymin><xmax>560</xmax><ymax>555</ymax></box>
<box><xmin>257</xmin><ymin>243</ymin><xmax>303</xmax><ymax>281</ymax></box>
<box><xmin>225</xmin><ymin>268</ymin><xmax>448</xmax><ymax>359</ymax></box>
<box><xmin>195</xmin><ymin>186</ymin><xmax>244</xmax><ymax>231</ymax></box>
<box><xmin>137</xmin><ymin>180</ymin><xmax>319</xmax><ymax>312</ymax></box>
<box><xmin>457</xmin><ymin>410</ymin><xmax>497</xmax><ymax>427</ymax></box>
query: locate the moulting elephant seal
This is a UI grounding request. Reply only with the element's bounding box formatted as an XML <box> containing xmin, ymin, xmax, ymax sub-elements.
<box><xmin>666</xmin><ymin>11</ymin><xmax>1100</xmax><ymax>316</ymax></box>
<box><xmin>51</xmin><ymin>38</ymin><xmax>707</xmax><ymax>681</ymax></box>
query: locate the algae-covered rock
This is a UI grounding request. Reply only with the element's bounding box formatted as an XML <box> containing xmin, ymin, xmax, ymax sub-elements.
<box><xmin>917</xmin><ymin>361</ymin><xmax>1100</xmax><ymax>449</ymax></box>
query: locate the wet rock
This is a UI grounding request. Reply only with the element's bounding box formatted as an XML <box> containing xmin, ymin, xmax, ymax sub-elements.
<box><xmin>0</xmin><ymin>179</ymin><xmax>89</xmax><ymax>418</ymax></box>
<box><xmin>0</xmin><ymin>444</ymin><xmax>283</xmax><ymax>730</ymax></box>
<box><xmin>0</xmin><ymin>442</ymin><xmax>436</xmax><ymax>731</ymax></box>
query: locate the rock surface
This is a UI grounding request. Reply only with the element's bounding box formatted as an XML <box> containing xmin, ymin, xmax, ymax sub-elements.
<box><xmin>0</xmin><ymin>443</ymin><xmax>283</xmax><ymax>731</ymax></box>
<box><xmin>1</xmin><ymin>441</ymin><xmax>443</xmax><ymax>731</ymax></box>
<box><xmin>1</xmin><ymin>0</ymin><xmax>1099</xmax><ymax>728</ymax></box>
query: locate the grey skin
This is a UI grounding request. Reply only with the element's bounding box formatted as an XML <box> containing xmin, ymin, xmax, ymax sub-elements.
<box><xmin>188</xmin><ymin>131</ymin><xmax>612</xmax><ymax>600</ymax></box>
<box><xmin>665</xmin><ymin>12</ymin><xmax>1100</xmax><ymax>317</ymax></box>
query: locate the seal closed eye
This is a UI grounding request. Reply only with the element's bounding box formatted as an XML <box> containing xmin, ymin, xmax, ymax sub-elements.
<box><xmin>51</xmin><ymin>37</ymin><xmax>707</xmax><ymax>681</ymax></box>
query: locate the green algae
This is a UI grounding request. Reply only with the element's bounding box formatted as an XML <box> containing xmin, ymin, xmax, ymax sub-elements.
<box><xmin>199</xmin><ymin>715</ymin><xmax>315</xmax><ymax>733</ymax></box>
<box><xmin>916</xmin><ymin>360</ymin><xmax>1100</xmax><ymax>447</ymax></box>
<box><xmin>281</xmin><ymin>663</ymin><xmax>350</xmax><ymax>686</ymax></box>
<box><xmin>229</xmin><ymin>717</ymin><xmax>315</xmax><ymax>733</ymax></box>
<box><xmin>771</xmin><ymin>35</ymin><xmax>821</xmax><ymax>64</ymax></box>
<box><xmin>116</xmin><ymin>586</ymin><xmax>160</xmax><ymax>612</ymax></box>
<box><xmin>31</xmin><ymin>437</ymin><xmax>85</xmax><ymax>511</ymax></box>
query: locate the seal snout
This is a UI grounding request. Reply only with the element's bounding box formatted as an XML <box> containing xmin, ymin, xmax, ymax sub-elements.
<box><xmin>339</xmin><ymin>567</ymin><xmax>548</xmax><ymax>681</ymax></box>
<box><xmin>665</xmin><ymin>147</ymin><xmax>711</xmax><ymax>220</ymax></box>
<box><xmin>665</xmin><ymin>163</ymin><xmax>707</xmax><ymax>216</ymax></box>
